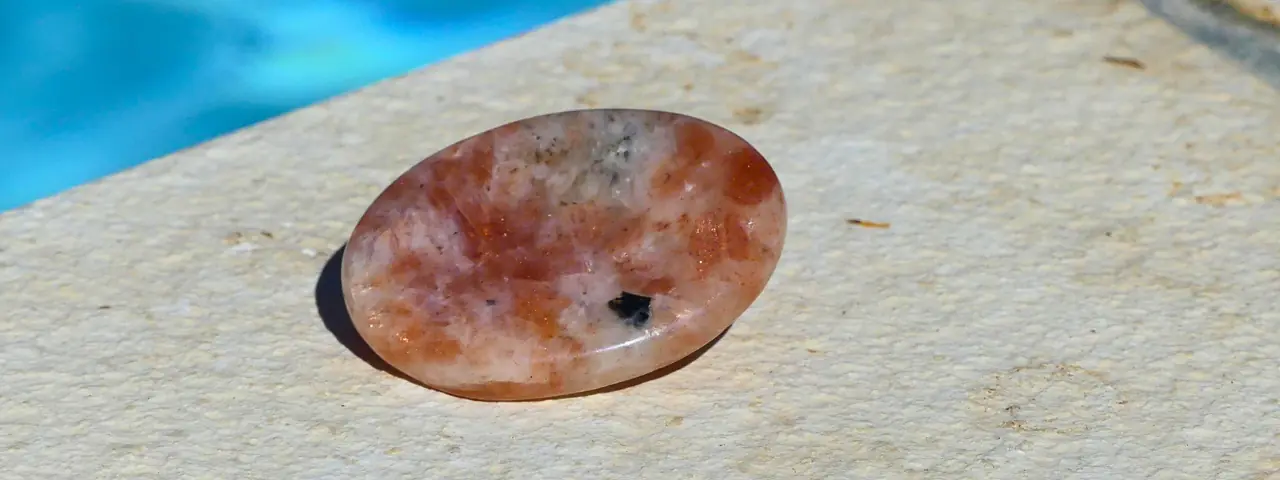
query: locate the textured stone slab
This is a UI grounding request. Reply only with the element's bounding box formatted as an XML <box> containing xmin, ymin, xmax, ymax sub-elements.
<box><xmin>2</xmin><ymin>0</ymin><xmax>1279</xmax><ymax>478</ymax></box>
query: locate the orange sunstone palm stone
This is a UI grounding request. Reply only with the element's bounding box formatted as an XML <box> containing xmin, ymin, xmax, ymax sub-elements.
<box><xmin>341</xmin><ymin>109</ymin><xmax>786</xmax><ymax>401</ymax></box>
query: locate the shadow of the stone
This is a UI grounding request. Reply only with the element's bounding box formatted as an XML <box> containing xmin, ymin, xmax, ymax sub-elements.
<box><xmin>315</xmin><ymin>244</ymin><xmax>425</xmax><ymax>387</ymax></box>
<box><xmin>315</xmin><ymin>244</ymin><xmax>728</xmax><ymax>402</ymax></box>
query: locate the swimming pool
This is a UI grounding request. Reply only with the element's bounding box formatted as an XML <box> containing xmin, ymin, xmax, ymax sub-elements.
<box><xmin>0</xmin><ymin>0</ymin><xmax>611</xmax><ymax>212</ymax></box>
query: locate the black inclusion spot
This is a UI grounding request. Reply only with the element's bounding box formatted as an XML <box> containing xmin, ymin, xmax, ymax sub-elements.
<box><xmin>607</xmin><ymin>291</ymin><xmax>652</xmax><ymax>328</ymax></box>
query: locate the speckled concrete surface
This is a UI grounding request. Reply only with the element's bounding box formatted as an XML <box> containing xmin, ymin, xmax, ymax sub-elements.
<box><xmin>3</xmin><ymin>0</ymin><xmax>1279</xmax><ymax>478</ymax></box>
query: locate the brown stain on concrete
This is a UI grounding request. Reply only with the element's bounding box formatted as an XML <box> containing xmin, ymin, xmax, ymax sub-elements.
<box><xmin>970</xmin><ymin>363</ymin><xmax>1127</xmax><ymax>435</ymax></box>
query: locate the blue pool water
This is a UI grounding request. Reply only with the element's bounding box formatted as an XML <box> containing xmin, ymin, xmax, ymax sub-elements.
<box><xmin>0</xmin><ymin>0</ymin><xmax>610</xmax><ymax>212</ymax></box>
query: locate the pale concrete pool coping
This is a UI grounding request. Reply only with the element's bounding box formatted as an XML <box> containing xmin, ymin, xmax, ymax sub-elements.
<box><xmin>4</xmin><ymin>0</ymin><xmax>1279</xmax><ymax>478</ymax></box>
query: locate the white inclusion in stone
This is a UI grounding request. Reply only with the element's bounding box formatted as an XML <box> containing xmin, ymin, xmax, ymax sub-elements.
<box><xmin>555</xmin><ymin>269</ymin><xmax>623</xmax><ymax>309</ymax></box>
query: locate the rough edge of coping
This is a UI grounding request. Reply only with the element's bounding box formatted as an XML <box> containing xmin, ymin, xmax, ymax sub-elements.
<box><xmin>1142</xmin><ymin>0</ymin><xmax>1280</xmax><ymax>89</ymax></box>
<box><xmin>1221</xmin><ymin>0</ymin><xmax>1280</xmax><ymax>26</ymax></box>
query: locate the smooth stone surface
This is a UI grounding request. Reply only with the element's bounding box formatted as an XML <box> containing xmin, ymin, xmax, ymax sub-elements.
<box><xmin>341</xmin><ymin>109</ymin><xmax>786</xmax><ymax>401</ymax></box>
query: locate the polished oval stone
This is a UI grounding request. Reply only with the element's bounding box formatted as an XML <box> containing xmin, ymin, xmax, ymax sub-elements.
<box><xmin>341</xmin><ymin>109</ymin><xmax>786</xmax><ymax>401</ymax></box>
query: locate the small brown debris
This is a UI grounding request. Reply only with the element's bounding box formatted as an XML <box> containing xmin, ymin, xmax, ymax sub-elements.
<box><xmin>666</xmin><ymin>416</ymin><xmax>684</xmax><ymax>427</ymax></box>
<box><xmin>575</xmin><ymin>93</ymin><xmax>599</xmax><ymax>108</ymax></box>
<box><xmin>846</xmin><ymin>218</ymin><xmax>891</xmax><ymax>229</ymax></box>
<box><xmin>1167</xmin><ymin>181</ymin><xmax>1184</xmax><ymax>197</ymax></box>
<box><xmin>629</xmin><ymin>10</ymin><xmax>647</xmax><ymax>31</ymax></box>
<box><xmin>1001</xmin><ymin>420</ymin><xmax>1029</xmax><ymax>431</ymax></box>
<box><xmin>1194</xmin><ymin>192</ymin><xmax>1243</xmax><ymax>207</ymax></box>
<box><xmin>1103</xmin><ymin>55</ymin><xmax>1145</xmax><ymax>70</ymax></box>
<box><xmin>259</xmin><ymin>230</ymin><xmax>274</xmax><ymax>239</ymax></box>
<box><xmin>732</xmin><ymin>107</ymin><xmax>767</xmax><ymax>125</ymax></box>
<box><xmin>223</xmin><ymin>232</ymin><xmax>244</xmax><ymax>244</ymax></box>
<box><xmin>681</xmin><ymin>83</ymin><xmax>693</xmax><ymax>92</ymax></box>
<box><xmin>726</xmin><ymin>49</ymin><xmax>764</xmax><ymax>64</ymax></box>
<box><xmin>97</xmin><ymin>305</ymin><xmax>111</xmax><ymax>310</ymax></box>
